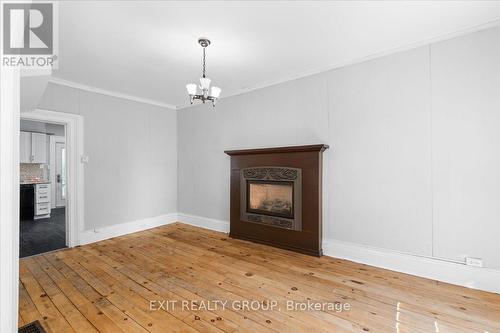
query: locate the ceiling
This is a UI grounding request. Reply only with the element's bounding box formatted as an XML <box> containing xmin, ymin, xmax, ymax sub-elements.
<box><xmin>52</xmin><ymin>1</ymin><xmax>500</xmax><ymax>109</ymax></box>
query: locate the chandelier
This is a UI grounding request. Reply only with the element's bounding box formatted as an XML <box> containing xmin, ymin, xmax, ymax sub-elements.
<box><xmin>186</xmin><ymin>38</ymin><xmax>221</xmax><ymax>107</ymax></box>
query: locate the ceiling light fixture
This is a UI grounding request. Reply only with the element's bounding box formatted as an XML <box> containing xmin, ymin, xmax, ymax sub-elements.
<box><xmin>186</xmin><ymin>38</ymin><xmax>221</xmax><ymax>107</ymax></box>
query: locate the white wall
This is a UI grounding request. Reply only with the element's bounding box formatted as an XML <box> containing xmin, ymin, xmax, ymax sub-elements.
<box><xmin>36</xmin><ymin>83</ymin><xmax>178</xmax><ymax>231</ymax></box>
<box><xmin>431</xmin><ymin>28</ymin><xmax>500</xmax><ymax>268</ymax></box>
<box><xmin>178</xmin><ymin>26</ymin><xmax>500</xmax><ymax>270</ymax></box>
<box><xmin>20</xmin><ymin>73</ymin><xmax>50</xmax><ymax>113</ymax></box>
<box><xmin>327</xmin><ymin>46</ymin><xmax>433</xmax><ymax>257</ymax></box>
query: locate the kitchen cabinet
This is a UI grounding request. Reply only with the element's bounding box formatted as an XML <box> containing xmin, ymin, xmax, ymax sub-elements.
<box><xmin>20</xmin><ymin>131</ymin><xmax>47</xmax><ymax>164</ymax></box>
<box><xmin>31</xmin><ymin>132</ymin><xmax>47</xmax><ymax>163</ymax></box>
<box><xmin>20</xmin><ymin>131</ymin><xmax>32</xmax><ymax>163</ymax></box>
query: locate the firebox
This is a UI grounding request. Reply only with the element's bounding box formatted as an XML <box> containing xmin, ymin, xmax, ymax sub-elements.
<box><xmin>240</xmin><ymin>167</ymin><xmax>302</xmax><ymax>231</ymax></box>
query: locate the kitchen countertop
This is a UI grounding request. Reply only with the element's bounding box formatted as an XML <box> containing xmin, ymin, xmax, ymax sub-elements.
<box><xmin>20</xmin><ymin>181</ymin><xmax>51</xmax><ymax>185</ymax></box>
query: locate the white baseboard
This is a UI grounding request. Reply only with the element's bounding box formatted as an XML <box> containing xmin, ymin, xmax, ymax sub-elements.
<box><xmin>177</xmin><ymin>213</ymin><xmax>230</xmax><ymax>233</ymax></box>
<box><xmin>324</xmin><ymin>239</ymin><xmax>500</xmax><ymax>294</ymax></box>
<box><xmin>79</xmin><ymin>213</ymin><xmax>178</xmax><ymax>245</ymax></box>
<box><xmin>78</xmin><ymin>212</ymin><xmax>499</xmax><ymax>294</ymax></box>
<box><xmin>176</xmin><ymin>213</ymin><xmax>500</xmax><ymax>294</ymax></box>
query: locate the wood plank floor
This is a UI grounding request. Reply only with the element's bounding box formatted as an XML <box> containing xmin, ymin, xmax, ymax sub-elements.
<box><xmin>19</xmin><ymin>223</ymin><xmax>500</xmax><ymax>333</ymax></box>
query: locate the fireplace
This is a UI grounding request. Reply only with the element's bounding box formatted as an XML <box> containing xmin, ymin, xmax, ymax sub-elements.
<box><xmin>225</xmin><ymin>144</ymin><xmax>328</xmax><ymax>256</ymax></box>
<box><xmin>240</xmin><ymin>167</ymin><xmax>302</xmax><ymax>230</ymax></box>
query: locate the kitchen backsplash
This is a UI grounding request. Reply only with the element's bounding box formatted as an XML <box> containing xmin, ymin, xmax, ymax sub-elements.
<box><xmin>20</xmin><ymin>163</ymin><xmax>49</xmax><ymax>182</ymax></box>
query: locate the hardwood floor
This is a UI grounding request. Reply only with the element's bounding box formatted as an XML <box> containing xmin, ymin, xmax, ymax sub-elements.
<box><xmin>19</xmin><ymin>223</ymin><xmax>500</xmax><ymax>333</ymax></box>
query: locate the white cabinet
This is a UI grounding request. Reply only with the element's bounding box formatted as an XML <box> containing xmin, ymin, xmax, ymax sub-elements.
<box><xmin>20</xmin><ymin>131</ymin><xmax>47</xmax><ymax>164</ymax></box>
<box><xmin>20</xmin><ymin>131</ymin><xmax>32</xmax><ymax>163</ymax></box>
<box><xmin>31</xmin><ymin>133</ymin><xmax>47</xmax><ymax>163</ymax></box>
<box><xmin>34</xmin><ymin>184</ymin><xmax>51</xmax><ymax>219</ymax></box>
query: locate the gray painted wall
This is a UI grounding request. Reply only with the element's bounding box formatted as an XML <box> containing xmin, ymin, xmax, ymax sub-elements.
<box><xmin>20</xmin><ymin>120</ymin><xmax>46</xmax><ymax>133</ymax></box>
<box><xmin>177</xmin><ymin>27</ymin><xmax>500</xmax><ymax>269</ymax></box>
<box><xmin>37</xmin><ymin>83</ymin><xmax>178</xmax><ymax>231</ymax></box>
<box><xmin>21</xmin><ymin>120</ymin><xmax>65</xmax><ymax>136</ymax></box>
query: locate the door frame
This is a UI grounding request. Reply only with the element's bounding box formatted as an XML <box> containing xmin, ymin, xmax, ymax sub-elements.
<box><xmin>21</xmin><ymin>109</ymin><xmax>84</xmax><ymax>248</ymax></box>
<box><xmin>0</xmin><ymin>69</ymin><xmax>20</xmax><ymax>333</ymax></box>
<box><xmin>50</xmin><ymin>135</ymin><xmax>66</xmax><ymax>209</ymax></box>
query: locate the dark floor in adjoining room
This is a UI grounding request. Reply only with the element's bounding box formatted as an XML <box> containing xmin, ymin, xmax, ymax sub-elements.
<box><xmin>20</xmin><ymin>207</ymin><xmax>66</xmax><ymax>258</ymax></box>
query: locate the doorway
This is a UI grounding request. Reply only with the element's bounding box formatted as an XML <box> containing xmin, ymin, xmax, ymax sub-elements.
<box><xmin>19</xmin><ymin>120</ymin><xmax>67</xmax><ymax>257</ymax></box>
<box><xmin>20</xmin><ymin>109</ymin><xmax>84</xmax><ymax>250</ymax></box>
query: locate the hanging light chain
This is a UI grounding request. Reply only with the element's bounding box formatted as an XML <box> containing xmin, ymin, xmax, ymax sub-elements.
<box><xmin>202</xmin><ymin>46</ymin><xmax>206</xmax><ymax>78</ymax></box>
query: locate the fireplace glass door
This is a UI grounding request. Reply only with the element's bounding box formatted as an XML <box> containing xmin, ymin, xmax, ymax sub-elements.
<box><xmin>246</xmin><ymin>180</ymin><xmax>294</xmax><ymax>219</ymax></box>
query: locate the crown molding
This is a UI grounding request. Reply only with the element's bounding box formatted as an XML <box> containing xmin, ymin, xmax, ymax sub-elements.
<box><xmin>177</xmin><ymin>18</ymin><xmax>500</xmax><ymax>110</ymax></box>
<box><xmin>51</xmin><ymin>19</ymin><xmax>500</xmax><ymax>112</ymax></box>
<box><xmin>48</xmin><ymin>77</ymin><xmax>177</xmax><ymax>110</ymax></box>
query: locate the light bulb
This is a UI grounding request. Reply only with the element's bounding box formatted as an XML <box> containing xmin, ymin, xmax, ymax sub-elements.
<box><xmin>199</xmin><ymin>77</ymin><xmax>211</xmax><ymax>90</ymax></box>
<box><xmin>186</xmin><ymin>83</ymin><xmax>197</xmax><ymax>95</ymax></box>
<box><xmin>210</xmin><ymin>86</ymin><xmax>221</xmax><ymax>99</ymax></box>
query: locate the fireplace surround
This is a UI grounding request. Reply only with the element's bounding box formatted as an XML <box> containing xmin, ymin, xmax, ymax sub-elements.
<box><xmin>225</xmin><ymin>144</ymin><xmax>328</xmax><ymax>256</ymax></box>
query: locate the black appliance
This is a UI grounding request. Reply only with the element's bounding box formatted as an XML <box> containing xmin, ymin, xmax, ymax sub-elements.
<box><xmin>20</xmin><ymin>184</ymin><xmax>34</xmax><ymax>220</ymax></box>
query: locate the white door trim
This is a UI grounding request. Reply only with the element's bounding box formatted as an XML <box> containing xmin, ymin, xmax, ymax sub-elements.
<box><xmin>0</xmin><ymin>69</ymin><xmax>20</xmax><ymax>333</ymax></box>
<box><xmin>50</xmin><ymin>135</ymin><xmax>66</xmax><ymax>208</ymax></box>
<box><xmin>55</xmin><ymin>141</ymin><xmax>67</xmax><ymax>208</ymax></box>
<box><xmin>21</xmin><ymin>109</ymin><xmax>84</xmax><ymax>248</ymax></box>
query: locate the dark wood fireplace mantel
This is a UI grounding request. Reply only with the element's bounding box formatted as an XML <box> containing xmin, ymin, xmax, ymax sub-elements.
<box><xmin>225</xmin><ymin>144</ymin><xmax>329</xmax><ymax>156</ymax></box>
<box><xmin>225</xmin><ymin>144</ymin><xmax>329</xmax><ymax>256</ymax></box>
